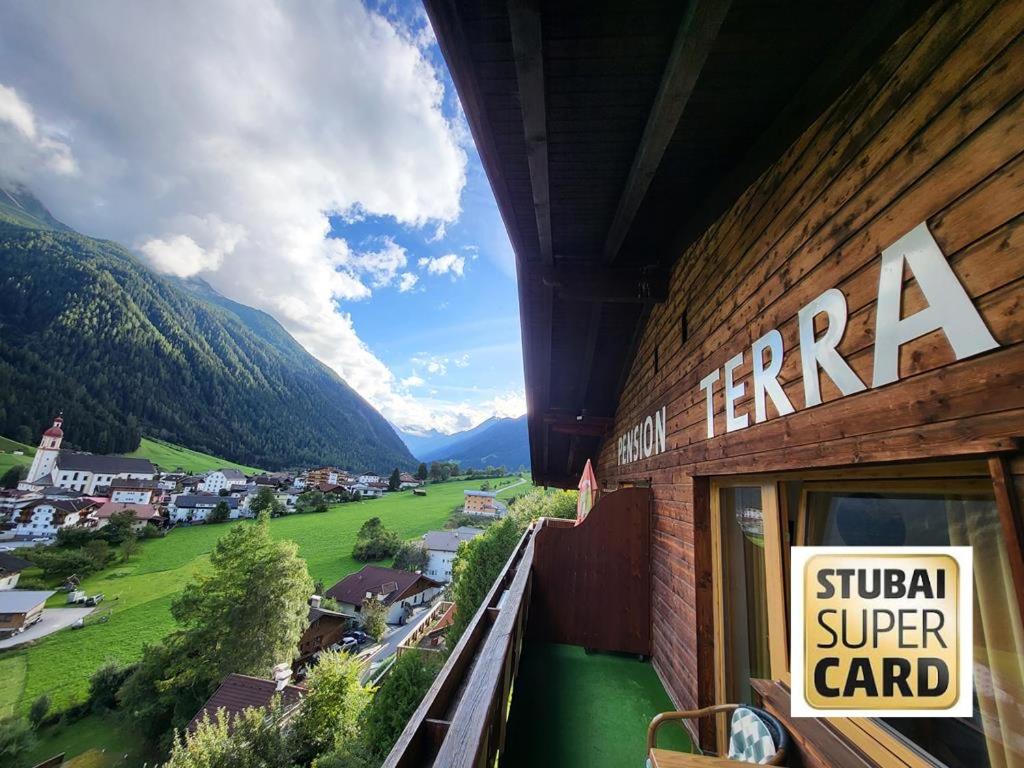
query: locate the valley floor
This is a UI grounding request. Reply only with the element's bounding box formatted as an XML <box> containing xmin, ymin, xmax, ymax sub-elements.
<box><xmin>4</xmin><ymin>476</ymin><xmax>524</xmax><ymax>766</ymax></box>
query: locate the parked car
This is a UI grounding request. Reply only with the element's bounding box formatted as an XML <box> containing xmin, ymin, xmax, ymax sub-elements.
<box><xmin>344</xmin><ymin>630</ymin><xmax>370</xmax><ymax>644</ymax></box>
<box><xmin>334</xmin><ymin>637</ymin><xmax>358</xmax><ymax>653</ymax></box>
<box><xmin>84</xmin><ymin>593</ymin><xmax>104</xmax><ymax>606</ymax></box>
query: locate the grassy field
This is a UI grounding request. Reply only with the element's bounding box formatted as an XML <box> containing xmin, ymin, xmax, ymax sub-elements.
<box><xmin>21</xmin><ymin>713</ymin><xmax>149</xmax><ymax>768</ymax></box>
<box><xmin>5</xmin><ymin>477</ymin><xmax>504</xmax><ymax>723</ymax></box>
<box><xmin>127</xmin><ymin>436</ymin><xmax>264</xmax><ymax>474</ymax></box>
<box><xmin>0</xmin><ymin>435</ymin><xmax>35</xmax><ymax>476</ymax></box>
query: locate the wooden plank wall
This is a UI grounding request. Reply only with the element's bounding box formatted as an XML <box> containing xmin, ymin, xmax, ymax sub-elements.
<box><xmin>528</xmin><ymin>487</ymin><xmax>652</xmax><ymax>655</ymax></box>
<box><xmin>594</xmin><ymin>0</ymin><xmax>1024</xmax><ymax>733</ymax></box>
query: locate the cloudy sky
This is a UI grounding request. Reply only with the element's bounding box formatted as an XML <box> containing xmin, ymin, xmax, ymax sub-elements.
<box><xmin>0</xmin><ymin>0</ymin><xmax>525</xmax><ymax>435</ymax></box>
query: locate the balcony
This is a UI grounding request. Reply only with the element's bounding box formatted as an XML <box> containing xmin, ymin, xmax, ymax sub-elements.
<box><xmin>384</xmin><ymin>488</ymin><xmax>687</xmax><ymax>767</ymax></box>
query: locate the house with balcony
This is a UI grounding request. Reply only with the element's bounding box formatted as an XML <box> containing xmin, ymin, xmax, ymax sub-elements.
<box><xmin>382</xmin><ymin>2</ymin><xmax>1024</xmax><ymax>768</ymax></box>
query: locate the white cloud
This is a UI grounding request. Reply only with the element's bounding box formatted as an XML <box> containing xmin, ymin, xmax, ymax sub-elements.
<box><xmin>0</xmin><ymin>0</ymin><xmax>485</xmax><ymax>432</ymax></box>
<box><xmin>489</xmin><ymin>391</ymin><xmax>527</xmax><ymax>418</ymax></box>
<box><xmin>397</xmin><ymin>272</ymin><xmax>418</xmax><ymax>293</ymax></box>
<box><xmin>418</xmin><ymin>253</ymin><xmax>465</xmax><ymax>278</ymax></box>
<box><xmin>401</xmin><ymin>375</ymin><xmax>425</xmax><ymax>388</ymax></box>
<box><xmin>0</xmin><ymin>83</ymin><xmax>77</xmax><ymax>179</ymax></box>
<box><xmin>454</xmin><ymin>353</ymin><xmax>470</xmax><ymax>368</ymax></box>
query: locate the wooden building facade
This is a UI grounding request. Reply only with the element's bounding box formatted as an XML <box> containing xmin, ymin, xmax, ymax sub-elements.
<box><xmin>592</xmin><ymin>2</ymin><xmax>1024</xmax><ymax>764</ymax></box>
<box><xmin>409</xmin><ymin>1</ymin><xmax>1024</xmax><ymax>766</ymax></box>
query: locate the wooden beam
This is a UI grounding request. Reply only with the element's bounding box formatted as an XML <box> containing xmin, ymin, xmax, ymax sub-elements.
<box><xmin>603</xmin><ymin>0</ymin><xmax>732</xmax><ymax>263</ymax></box>
<box><xmin>530</xmin><ymin>262</ymin><xmax>669</xmax><ymax>303</ymax></box>
<box><xmin>543</xmin><ymin>412</ymin><xmax>615</xmax><ymax>428</ymax></box>
<box><xmin>508</xmin><ymin>0</ymin><xmax>552</xmax><ymax>264</ymax></box>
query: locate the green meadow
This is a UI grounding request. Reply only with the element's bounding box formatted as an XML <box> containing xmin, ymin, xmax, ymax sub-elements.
<box><xmin>0</xmin><ymin>435</ymin><xmax>35</xmax><ymax>476</ymax></box>
<box><xmin>127</xmin><ymin>436</ymin><xmax>265</xmax><ymax>474</ymax></box>
<box><xmin>4</xmin><ymin>477</ymin><xmax>521</xmax><ymax>719</ymax></box>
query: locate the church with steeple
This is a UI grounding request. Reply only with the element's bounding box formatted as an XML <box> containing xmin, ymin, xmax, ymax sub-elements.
<box><xmin>20</xmin><ymin>415</ymin><xmax>156</xmax><ymax>494</ymax></box>
<box><xmin>25</xmin><ymin>415</ymin><xmax>64</xmax><ymax>484</ymax></box>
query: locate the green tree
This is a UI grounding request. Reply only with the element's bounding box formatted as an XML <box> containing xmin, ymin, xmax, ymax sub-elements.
<box><xmin>120</xmin><ymin>516</ymin><xmax>313</xmax><ymax>746</ymax></box>
<box><xmin>89</xmin><ymin>661</ymin><xmax>136</xmax><ymax>712</ymax></box>
<box><xmin>0</xmin><ymin>715</ymin><xmax>36</xmax><ymax>764</ymax></box>
<box><xmin>296</xmin><ymin>489</ymin><xmax>329</xmax><ymax>515</ymax></box>
<box><xmin>165</xmin><ymin>702</ymin><xmax>291</xmax><ymax>768</ymax></box>
<box><xmin>352</xmin><ymin>517</ymin><xmax>401</xmax><ymax>561</ymax></box>
<box><xmin>361</xmin><ymin>652</ymin><xmax>444</xmax><ymax>759</ymax></box>
<box><xmin>415</xmin><ymin>462</ymin><xmax>428</xmax><ymax>481</ymax></box>
<box><xmin>121</xmin><ymin>533</ymin><xmax>142</xmax><ymax>561</ymax></box>
<box><xmin>249</xmin><ymin>487</ymin><xmax>284</xmax><ymax>518</ymax></box>
<box><xmin>388</xmin><ymin>468</ymin><xmax>401</xmax><ymax>492</ymax></box>
<box><xmin>208</xmin><ymin>500</ymin><xmax>231</xmax><ymax>523</ymax></box>
<box><xmin>28</xmin><ymin>694</ymin><xmax>50</xmax><ymax>729</ymax></box>
<box><xmin>392</xmin><ymin>542</ymin><xmax>428</xmax><ymax>573</ymax></box>
<box><xmin>361</xmin><ymin>596</ymin><xmax>387</xmax><ymax>642</ymax></box>
<box><xmin>447</xmin><ymin>516</ymin><xmax>523</xmax><ymax>644</ymax></box>
<box><xmin>84</xmin><ymin>538</ymin><xmax>112</xmax><ymax>570</ymax></box>
<box><xmin>99</xmin><ymin>510</ymin><xmax>137</xmax><ymax>545</ymax></box>
<box><xmin>0</xmin><ymin>464</ymin><xmax>26</xmax><ymax>489</ymax></box>
<box><xmin>288</xmin><ymin>650</ymin><xmax>371</xmax><ymax>764</ymax></box>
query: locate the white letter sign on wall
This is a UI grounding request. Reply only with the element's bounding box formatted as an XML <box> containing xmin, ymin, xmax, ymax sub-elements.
<box><xmin>872</xmin><ymin>222</ymin><xmax>998</xmax><ymax>387</ymax></box>
<box><xmin>618</xmin><ymin>406</ymin><xmax>667</xmax><ymax>465</ymax></box>
<box><xmin>696</xmin><ymin>221</ymin><xmax>998</xmax><ymax>440</ymax></box>
<box><xmin>751</xmin><ymin>329</ymin><xmax>794</xmax><ymax>423</ymax></box>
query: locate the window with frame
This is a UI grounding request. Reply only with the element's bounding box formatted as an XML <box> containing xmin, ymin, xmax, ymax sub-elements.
<box><xmin>713</xmin><ymin>462</ymin><xmax>1024</xmax><ymax>768</ymax></box>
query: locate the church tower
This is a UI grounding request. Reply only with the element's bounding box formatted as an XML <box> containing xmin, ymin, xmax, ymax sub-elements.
<box><xmin>27</xmin><ymin>415</ymin><xmax>63</xmax><ymax>483</ymax></box>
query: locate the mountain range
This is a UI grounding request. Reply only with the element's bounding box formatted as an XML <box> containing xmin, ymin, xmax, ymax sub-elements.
<box><xmin>0</xmin><ymin>184</ymin><xmax>416</xmax><ymax>472</ymax></box>
<box><xmin>399</xmin><ymin>414</ymin><xmax>529</xmax><ymax>469</ymax></box>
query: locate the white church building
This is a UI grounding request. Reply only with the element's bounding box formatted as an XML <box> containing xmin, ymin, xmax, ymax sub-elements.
<box><xmin>21</xmin><ymin>416</ymin><xmax>157</xmax><ymax>495</ymax></box>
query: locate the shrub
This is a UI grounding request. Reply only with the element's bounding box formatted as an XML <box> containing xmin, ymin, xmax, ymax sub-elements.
<box><xmin>392</xmin><ymin>542</ymin><xmax>428</xmax><ymax>572</ymax></box>
<box><xmin>89</xmin><ymin>661</ymin><xmax>137</xmax><ymax>712</ymax></box>
<box><xmin>0</xmin><ymin>716</ymin><xmax>36</xmax><ymax>763</ymax></box>
<box><xmin>351</xmin><ymin>517</ymin><xmax>401</xmax><ymax>562</ymax></box>
<box><xmin>28</xmin><ymin>694</ymin><xmax>50</xmax><ymax>729</ymax></box>
<box><xmin>361</xmin><ymin>652</ymin><xmax>444</xmax><ymax>759</ymax></box>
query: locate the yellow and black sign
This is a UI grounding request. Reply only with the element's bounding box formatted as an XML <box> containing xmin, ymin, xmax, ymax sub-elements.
<box><xmin>791</xmin><ymin>547</ymin><xmax>972</xmax><ymax>717</ymax></box>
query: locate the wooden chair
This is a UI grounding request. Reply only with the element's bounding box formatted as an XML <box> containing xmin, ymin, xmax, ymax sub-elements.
<box><xmin>647</xmin><ymin>703</ymin><xmax>788</xmax><ymax>766</ymax></box>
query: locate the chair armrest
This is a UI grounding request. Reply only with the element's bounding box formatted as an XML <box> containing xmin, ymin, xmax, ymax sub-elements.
<box><xmin>647</xmin><ymin>704</ymin><xmax>739</xmax><ymax>751</ymax></box>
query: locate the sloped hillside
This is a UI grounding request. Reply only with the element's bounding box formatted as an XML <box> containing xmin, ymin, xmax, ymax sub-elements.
<box><xmin>0</xmin><ymin>187</ymin><xmax>415</xmax><ymax>471</ymax></box>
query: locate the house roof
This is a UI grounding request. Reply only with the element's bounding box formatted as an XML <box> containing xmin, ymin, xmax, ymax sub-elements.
<box><xmin>109</xmin><ymin>478</ymin><xmax>159</xmax><ymax>490</ymax></box>
<box><xmin>214</xmin><ymin>468</ymin><xmax>247</xmax><ymax>481</ymax></box>
<box><xmin>38</xmin><ymin>486</ymin><xmax>85</xmax><ymax>498</ymax></box>
<box><xmin>24</xmin><ymin>498</ymin><xmax>96</xmax><ymax>514</ymax></box>
<box><xmin>308</xmin><ymin>605</ymin><xmax>357</xmax><ymax>624</ymax></box>
<box><xmin>94</xmin><ymin>502</ymin><xmax>162</xmax><ymax>521</ymax></box>
<box><xmin>0</xmin><ymin>552</ymin><xmax>33</xmax><ymax>574</ymax></box>
<box><xmin>464</xmin><ymin>490</ymin><xmax>496</xmax><ymax>498</ymax></box>
<box><xmin>173</xmin><ymin>495</ymin><xmax>239</xmax><ymax>509</ymax></box>
<box><xmin>187</xmin><ymin>673</ymin><xmax>305</xmax><ymax>733</ymax></box>
<box><xmin>422</xmin><ymin>527</ymin><xmax>484</xmax><ymax>553</ymax></box>
<box><xmin>326</xmin><ymin>565</ymin><xmax>441</xmax><ymax>607</ymax></box>
<box><xmin>57</xmin><ymin>451</ymin><xmax>156</xmax><ymax>475</ymax></box>
<box><xmin>0</xmin><ymin>590</ymin><xmax>54</xmax><ymax>613</ymax></box>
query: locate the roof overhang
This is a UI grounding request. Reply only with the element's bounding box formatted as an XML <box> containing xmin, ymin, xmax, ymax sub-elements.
<box><xmin>426</xmin><ymin>0</ymin><xmax>932</xmax><ymax>487</ymax></box>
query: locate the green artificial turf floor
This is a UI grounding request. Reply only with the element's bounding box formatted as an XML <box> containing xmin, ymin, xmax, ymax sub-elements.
<box><xmin>502</xmin><ymin>643</ymin><xmax>692</xmax><ymax>767</ymax></box>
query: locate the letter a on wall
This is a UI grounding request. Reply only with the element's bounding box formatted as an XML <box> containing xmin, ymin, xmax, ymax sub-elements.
<box><xmin>872</xmin><ymin>223</ymin><xmax>998</xmax><ymax>387</ymax></box>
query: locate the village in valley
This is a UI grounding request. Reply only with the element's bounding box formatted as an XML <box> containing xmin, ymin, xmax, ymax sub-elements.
<box><xmin>0</xmin><ymin>414</ymin><xmax>548</xmax><ymax>767</ymax></box>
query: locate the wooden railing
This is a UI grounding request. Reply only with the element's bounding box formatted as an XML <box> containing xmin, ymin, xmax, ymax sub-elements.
<box><xmin>383</xmin><ymin>523</ymin><xmax>537</xmax><ymax>768</ymax></box>
<box><xmin>383</xmin><ymin>487</ymin><xmax>653</xmax><ymax>767</ymax></box>
<box><xmin>397</xmin><ymin>601</ymin><xmax>455</xmax><ymax>657</ymax></box>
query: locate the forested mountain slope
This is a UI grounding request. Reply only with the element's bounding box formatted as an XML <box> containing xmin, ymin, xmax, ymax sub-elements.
<box><xmin>0</xmin><ymin>187</ymin><xmax>415</xmax><ymax>471</ymax></box>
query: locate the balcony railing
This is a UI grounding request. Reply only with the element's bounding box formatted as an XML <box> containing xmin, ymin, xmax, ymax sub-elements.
<box><xmin>384</xmin><ymin>487</ymin><xmax>653</xmax><ymax>767</ymax></box>
<box><xmin>397</xmin><ymin>600</ymin><xmax>455</xmax><ymax>657</ymax></box>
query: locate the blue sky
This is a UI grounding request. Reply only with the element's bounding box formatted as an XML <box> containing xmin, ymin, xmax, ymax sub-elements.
<box><xmin>0</xmin><ymin>0</ymin><xmax>526</xmax><ymax>435</ymax></box>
